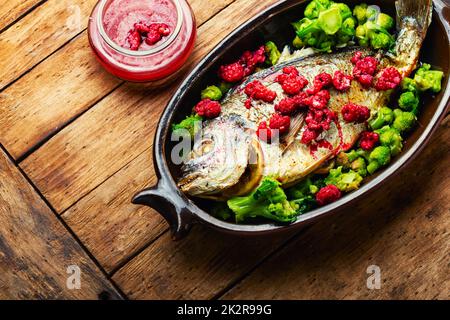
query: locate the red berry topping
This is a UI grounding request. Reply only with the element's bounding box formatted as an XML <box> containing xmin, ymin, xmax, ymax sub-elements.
<box><xmin>307</xmin><ymin>90</ymin><xmax>331</xmax><ymax>109</ymax></box>
<box><xmin>145</xmin><ymin>29</ymin><xmax>163</xmax><ymax>45</ymax></box>
<box><xmin>194</xmin><ymin>99</ymin><xmax>221</xmax><ymax>118</ymax></box>
<box><xmin>127</xmin><ymin>29</ymin><xmax>141</xmax><ymax>51</ymax></box>
<box><xmin>374</xmin><ymin>67</ymin><xmax>402</xmax><ymax>91</ymax></box>
<box><xmin>341</xmin><ymin>103</ymin><xmax>370</xmax><ymax>123</ymax></box>
<box><xmin>353</xmin><ymin>56</ymin><xmax>378</xmax><ymax>87</ymax></box>
<box><xmin>351</xmin><ymin>51</ymin><xmax>363</xmax><ymax>64</ymax></box>
<box><xmin>134</xmin><ymin>22</ymin><xmax>152</xmax><ymax>34</ymax></box>
<box><xmin>332</xmin><ymin>71</ymin><xmax>353</xmax><ymax>91</ymax></box>
<box><xmin>219</xmin><ymin>62</ymin><xmax>245</xmax><ymax>83</ymax></box>
<box><xmin>156</xmin><ymin>23</ymin><xmax>171</xmax><ymax>36</ymax></box>
<box><xmin>282</xmin><ymin>66</ymin><xmax>299</xmax><ymax>76</ymax></box>
<box><xmin>301</xmin><ymin>128</ymin><xmax>320</xmax><ymax>144</ymax></box>
<box><xmin>316</xmin><ymin>185</ymin><xmax>342</xmax><ymax>206</ymax></box>
<box><xmin>244</xmin><ymin>99</ymin><xmax>252</xmax><ymax>109</ymax></box>
<box><xmin>244</xmin><ymin>80</ymin><xmax>277</xmax><ymax>103</ymax></box>
<box><xmin>275</xmin><ymin>97</ymin><xmax>297</xmax><ymax>115</ymax></box>
<box><xmin>256</xmin><ymin>121</ymin><xmax>272</xmax><ymax>142</ymax></box>
<box><xmin>301</xmin><ymin>108</ymin><xmax>336</xmax><ymax>144</ymax></box>
<box><xmin>269</xmin><ymin>113</ymin><xmax>290</xmax><ymax>135</ymax></box>
<box><xmin>359</xmin><ymin>131</ymin><xmax>380</xmax><ymax>151</ymax></box>
<box><xmin>240</xmin><ymin>46</ymin><xmax>266</xmax><ymax>77</ymax></box>
<box><xmin>307</xmin><ymin>72</ymin><xmax>332</xmax><ymax>94</ymax></box>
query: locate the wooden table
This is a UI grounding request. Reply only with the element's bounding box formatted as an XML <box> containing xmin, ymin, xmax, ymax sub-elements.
<box><xmin>0</xmin><ymin>0</ymin><xmax>448</xmax><ymax>300</ymax></box>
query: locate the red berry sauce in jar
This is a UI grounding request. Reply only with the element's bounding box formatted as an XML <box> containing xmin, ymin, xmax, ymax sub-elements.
<box><xmin>88</xmin><ymin>0</ymin><xmax>196</xmax><ymax>82</ymax></box>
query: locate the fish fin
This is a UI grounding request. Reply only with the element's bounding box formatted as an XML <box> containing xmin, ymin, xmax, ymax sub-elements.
<box><xmin>281</xmin><ymin>112</ymin><xmax>305</xmax><ymax>154</ymax></box>
<box><xmin>395</xmin><ymin>0</ymin><xmax>432</xmax><ymax>37</ymax></box>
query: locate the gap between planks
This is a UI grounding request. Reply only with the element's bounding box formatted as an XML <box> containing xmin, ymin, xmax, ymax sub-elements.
<box><xmin>0</xmin><ymin>0</ymin><xmax>48</xmax><ymax>35</ymax></box>
<box><xmin>0</xmin><ymin>143</ymin><xmax>128</xmax><ymax>299</ymax></box>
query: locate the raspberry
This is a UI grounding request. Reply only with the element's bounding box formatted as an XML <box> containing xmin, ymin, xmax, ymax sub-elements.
<box><xmin>240</xmin><ymin>46</ymin><xmax>266</xmax><ymax>77</ymax></box>
<box><xmin>269</xmin><ymin>113</ymin><xmax>290</xmax><ymax>135</ymax></box>
<box><xmin>332</xmin><ymin>71</ymin><xmax>353</xmax><ymax>91</ymax></box>
<box><xmin>292</xmin><ymin>91</ymin><xmax>310</xmax><ymax>108</ymax></box>
<box><xmin>351</xmin><ymin>51</ymin><xmax>363</xmax><ymax>64</ymax></box>
<box><xmin>244</xmin><ymin>80</ymin><xmax>277</xmax><ymax>103</ymax></box>
<box><xmin>307</xmin><ymin>72</ymin><xmax>332</xmax><ymax>94</ymax></box>
<box><xmin>256</xmin><ymin>121</ymin><xmax>272</xmax><ymax>142</ymax></box>
<box><xmin>244</xmin><ymin>99</ymin><xmax>252</xmax><ymax>109</ymax></box>
<box><xmin>341</xmin><ymin>103</ymin><xmax>370</xmax><ymax>123</ymax></box>
<box><xmin>145</xmin><ymin>29</ymin><xmax>163</xmax><ymax>45</ymax></box>
<box><xmin>275</xmin><ymin>97</ymin><xmax>297</xmax><ymax>115</ymax></box>
<box><xmin>301</xmin><ymin>128</ymin><xmax>320</xmax><ymax>144</ymax></box>
<box><xmin>219</xmin><ymin>62</ymin><xmax>245</xmax><ymax>83</ymax></box>
<box><xmin>127</xmin><ymin>29</ymin><xmax>141</xmax><ymax>51</ymax></box>
<box><xmin>307</xmin><ymin>90</ymin><xmax>331</xmax><ymax>109</ymax></box>
<box><xmin>194</xmin><ymin>99</ymin><xmax>221</xmax><ymax>118</ymax></box>
<box><xmin>156</xmin><ymin>23</ymin><xmax>171</xmax><ymax>36</ymax></box>
<box><xmin>353</xmin><ymin>56</ymin><xmax>379</xmax><ymax>87</ymax></box>
<box><xmin>359</xmin><ymin>131</ymin><xmax>380</xmax><ymax>151</ymax></box>
<box><xmin>282</xmin><ymin>66</ymin><xmax>299</xmax><ymax>76</ymax></box>
<box><xmin>134</xmin><ymin>22</ymin><xmax>152</xmax><ymax>34</ymax></box>
<box><xmin>316</xmin><ymin>185</ymin><xmax>342</xmax><ymax>206</ymax></box>
<box><xmin>375</xmin><ymin>67</ymin><xmax>402</xmax><ymax>91</ymax></box>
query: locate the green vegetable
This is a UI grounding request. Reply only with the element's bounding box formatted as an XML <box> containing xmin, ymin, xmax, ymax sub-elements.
<box><xmin>353</xmin><ymin>3</ymin><xmax>368</xmax><ymax>24</ymax></box>
<box><xmin>401</xmin><ymin>77</ymin><xmax>418</xmax><ymax>93</ymax></box>
<box><xmin>370</xmin><ymin>31</ymin><xmax>392</xmax><ymax>49</ymax></box>
<box><xmin>171</xmin><ymin>114</ymin><xmax>203</xmax><ymax>138</ymax></box>
<box><xmin>294</xmin><ymin>18</ymin><xmax>321</xmax><ymax>39</ymax></box>
<box><xmin>265</xmin><ymin>41</ymin><xmax>281</xmax><ymax>66</ymax></box>
<box><xmin>218</xmin><ymin>81</ymin><xmax>232</xmax><ymax>95</ymax></box>
<box><xmin>414</xmin><ymin>63</ymin><xmax>444</xmax><ymax>93</ymax></box>
<box><xmin>201</xmin><ymin>85</ymin><xmax>222</xmax><ymax>101</ymax></box>
<box><xmin>304</xmin><ymin>0</ymin><xmax>332</xmax><ymax>19</ymax></box>
<box><xmin>376</xmin><ymin>126</ymin><xmax>403</xmax><ymax>156</ymax></box>
<box><xmin>367</xmin><ymin>146</ymin><xmax>391</xmax><ymax>174</ymax></box>
<box><xmin>211</xmin><ymin>202</ymin><xmax>233</xmax><ymax>220</ymax></box>
<box><xmin>355</xmin><ymin>24</ymin><xmax>369</xmax><ymax>46</ymax></box>
<box><xmin>376</xmin><ymin>13</ymin><xmax>394</xmax><ymax>30</ymax></box>
<box><xmin>324</xmin><ymin>166</ymin><xmax>363</xmax><ymax>192</ymax></box>
<box><xmin>318</xmin><ymin>7</ymin><xmax>343</xmax><ymax>35</ymax></box>
<box><xmin>369</xmin><ymin>106</ymin><xmax>395</xmax><ymax>130</ymax></box>
<box><xmin>392</xmin><ymin>109</ymin><xmax>416</xmax><ymax>133</ymax></box>
<box><xmin>336</xmin><ymin>149</ymin><xmax>367</xmax><ymax>167</ymax></box>
<box><xmin>286</xmin><ymin>177</ymin><xmax>320</xmax><ymax>200</ymax></box>
<box><xmin>365</xmin><ymin>5</ymin><xmax>379</xmax><ymax>21</ymax></box>
<box><xmin>290</xmin><ymin>195</ymin><xmax>317</xmax><ymax>215</ymax></box>
<box><xmin>227</xmin><ymin>177</ymin><xmax>299</xmax><ymax>223</ymax></box>
<box><xmin>398</xmin><ymin>91</ymin><xmax>419</xmax><ymax>113</ymax></box>
<box><xmin>350</xmin><ymin>157</ymin><xmax>368</xmax><ymax>177</ymax></box>
<box><xmin>292</xmin><ymin>35</ymin><xmax>305</xmax><ymax>48</ymax></box>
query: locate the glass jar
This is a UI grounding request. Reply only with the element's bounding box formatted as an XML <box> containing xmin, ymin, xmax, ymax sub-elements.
<box><xmin>88</xmin><ymin>0</ymin><xmax>196</xmax><ymax>82</ymax></box>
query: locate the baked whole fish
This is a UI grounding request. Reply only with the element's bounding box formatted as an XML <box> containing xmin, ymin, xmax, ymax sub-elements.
<box><xmin>178</xmin><ymin>0</ymin><xmax>432</xmax><ymax>199</ymax></box>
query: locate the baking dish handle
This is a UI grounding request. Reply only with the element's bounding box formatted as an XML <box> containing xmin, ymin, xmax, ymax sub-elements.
<box><xmin>434</xmin><ymin>0</ymin><xmax>450</xmax><ymax>34</ymax></box>
<box><xmin>132</xmin><ymin>179</ymin><xmax>194</xmax><ymax>240</ymax></box>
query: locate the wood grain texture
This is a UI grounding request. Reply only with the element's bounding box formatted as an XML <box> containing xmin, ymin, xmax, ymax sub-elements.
<box><xmin>0</xmin><ymin>0</ymin><xmax>43</xmax><ymax>31</ymax></box>
<box><xmin>0</xmin><ymin>0</ymin><xmax>234</xmax><ymax>160</ymax></box>
<box><xmin>112</xmin><ymin>225</ymin><xmax>297</xmax><ymax>299</ymax></box>
<box><xmin>62</xmin><ymin>149</ymin><xmax>167</xmax><ymax>273</ymax></box>
<box><xmin>222</xmin><ymin>118</ymin><xmax>450</xmax><ymax>300</ymax></box>
<box><xmin>21</xmin><ymin>0</ymin><xmax>280</xmax><ymax>213</ymax></box>
<box><xmin>0</xmin><ymin>149</ymin><xmax>122</xmax><ymax>300</ymax></box>
<box><xmin>0</xmin><ymin>0</ymin><xmax>96</xmax><ymax>90</ymax></box>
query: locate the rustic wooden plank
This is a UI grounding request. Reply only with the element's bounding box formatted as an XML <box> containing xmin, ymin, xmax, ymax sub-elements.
<box><xmin>0</xmin><ymin>0</ymin><xmax>234</xmax><ymax>161</ymax></box>
<box><xmin>0</xmin><ymin>148</ymin><xmax>122</xmax><ymax>299</ymax></box>
<box><xmin>112</xmin><ymin>224</ymin><xmax>297</xmax><ymax>299</ymax></box>
<box><xmin>0</xmin><ymin>0</ymin><xmax>43</xmax><ymax>32</ymax></box>
<box><xmin>62</xmin><ymin>149</ymin><xmax>167</xmax><ymax>273</ymax></box>
<box><xmin>0</xmin><ymin>0</ymin><xmax>97</xmax><ymax>90</ymax></box>
<box><xmin>21</xmin><ymin>0</ymin><xmax>279</xmax><ymax>213</ymax></box>
<box><xmin>222</xmin><ymin>118</ymin><xmax>450</xmax><ymax>300</ymax></box>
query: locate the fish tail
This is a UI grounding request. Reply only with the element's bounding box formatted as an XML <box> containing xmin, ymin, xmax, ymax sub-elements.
<box><xmin>395</xmin><ymin>0</ymin><xmax>433</xmax><ymax>37</ymax></box>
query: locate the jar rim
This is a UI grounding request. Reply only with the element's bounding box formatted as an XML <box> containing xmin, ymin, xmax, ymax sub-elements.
<box><xmin>96</xmin><ymin>0</ymin><xmax>184</xmax><ymax>56</ymax></box>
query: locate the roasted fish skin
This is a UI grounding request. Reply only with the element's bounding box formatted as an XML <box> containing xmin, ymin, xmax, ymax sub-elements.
<box><xmin>178</xmin><ymin>0</ymin><xmax>432</xmax><ymax>198</ymax></box>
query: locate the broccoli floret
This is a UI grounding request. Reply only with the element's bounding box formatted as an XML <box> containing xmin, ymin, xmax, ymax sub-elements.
<box><xmin>318</xmin><ymin>7</ymin><xmax>343</xmax><ymax>35</ymax></box>
<box><xmin>370</xmin><ymin>32</ymin><xmax>392</xmax><ymax>49</ymax></box>
<box><xmin>286</xmin><ymin>177</ymin><xmax>320</xmax><ymax>200</ymax></box>
<box><xmin>413</xmin><ymin>63</ymin><xmax>444</xmax><ymax>93</ymax></box>
<box><xmin>211</xmin><ymin>202</ymin><xmax>233</xmax><ymax>220</ymax></box>
<box><xmin>355</xmin><ymin>24</ymin><xmax>369</xmax><ymax>46</ymax></box>
<box><xmin>304</xmin><ymin>0</ymin><xmax>332</xmax><ymax>19</ymax></box>
<box><xmin>290</xmin><ymin>195</ymin><xmax>317</xmax><ymax>215</ymax></box>
<box><xmin>367</xmin><ymin>146</ymin><xmax>391</xmax><ymax>174</ymax></box>
<box><xmin>171</xmin><ymin>114</ymin><xmax>203</xmax><ymax>138</ymax></box>
<box><xmin>292</xmin><ymin>35</ymin><xmax>305</xmax><ymax>48</ymax></box>
<box><xmin>218</xmin><ymin>81</ymin><xmax>232</xmax><ymax>95</ymax></box>
<box><xmin>392</xmin><ymin>109</ymin><xmax>417</xmax><ymax>133</ymax></box>
<box><xmin>353</xmin><ymin>3</ymin><xmax>368</xmax><ymax>24</ymax></box>
<box><xmin>324</xmin><ymin>166</ymin><xmax>363</xmax><ymax>192</ymax></box>
<box><xmin>265</xmin><ymin>41</ymin><xmax>281</xmax><ymax>66</ymax></box>
<box><xmin>398</xmin><ymin>91</ymin><xmax>419</xmax><ymax>113</ymax></box>
<box><xmin>336</xmin><ymin>149</ymin><xmax>367</xmax><ymax>167</ymax></box>
<box><xmin>294</xmin><ymin>18</ymin><xmax>321</xmax><ymax>38</ymax></box>
<box><xmin>350</xmin><ymin>157</ymin><xmax>368</xmax><ymax>177</ymax></box>
<box><xmin>376</xmin><ymin>126</ymin><xmax>403</xmax><ymax>156</ymax></box>
<box><xmin>376</xmin><ymin>13</ymin><xmax>394</xmax><ymax>30</ymax></box>
<box><xmin>330</xmin><ymin>3</ymin><xmax>353</xmax><ymax>20</ymax></box>
<box><xmin>201</xmin><ymin>85</ymin><xmax>222</xmax><ymax>101</ymax></box>
<box><xmin>369</xmin><ymin>106</ymin><xmax>395</xmax><ymax>130</ymax></box>
<box><xmin>401</xmin><ymin>77</ymin><xmax>418</xmax><ymax>93</ymax></box>
<box><xmin>227</xmin><ymin>177</ymin><xmax>299</xmax><ymax>223</ymax></box>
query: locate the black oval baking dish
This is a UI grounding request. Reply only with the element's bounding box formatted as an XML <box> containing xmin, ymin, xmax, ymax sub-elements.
<box><xmin>133</xmin><ymin>0</ymin><xmax>450</xmax><ymax>239</ymax></box>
